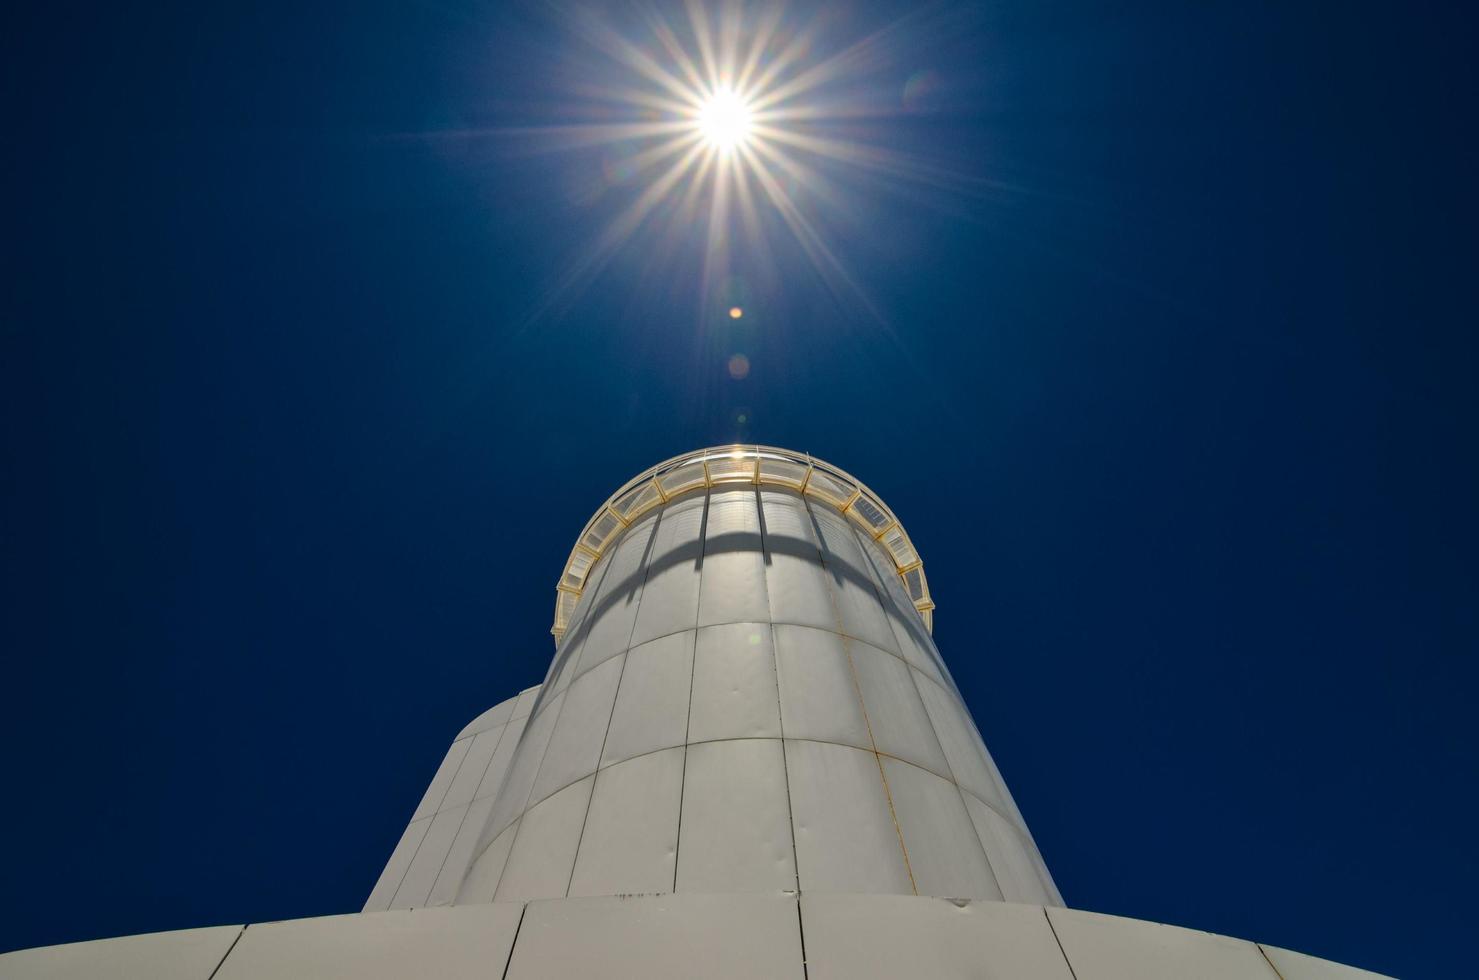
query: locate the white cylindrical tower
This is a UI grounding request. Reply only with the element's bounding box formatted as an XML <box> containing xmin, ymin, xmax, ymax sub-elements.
<box><xmin>449</xmin><ymin>446</ymin><xmax>1060</xmax><ymax>906</ymax></box>
<box><xmin>2</xmin><ymin>446</ymin><xmax>1395</xmax><ymax>980</ymax></box>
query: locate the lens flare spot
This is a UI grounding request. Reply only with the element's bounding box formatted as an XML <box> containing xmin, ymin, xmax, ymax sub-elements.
<box><xmin>698</xmin><ymin>88</ymin><xmax>754</xmax><ymax>152</ymax></box>
<box><xmin>727</xmin><ymin>353</ymin><xmax>751</xmax><ymax>379</ymax></box>
<box><xmin>902</xmin><ymin>69</ymin><xmax>945</xmax><ymax>113</ymax></box>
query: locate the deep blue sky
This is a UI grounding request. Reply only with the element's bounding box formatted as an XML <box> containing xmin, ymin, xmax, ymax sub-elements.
<box><xmin>4</xmin><ymin>1</ymin><xmax>1475</xmax><ymax>976</ymax></box>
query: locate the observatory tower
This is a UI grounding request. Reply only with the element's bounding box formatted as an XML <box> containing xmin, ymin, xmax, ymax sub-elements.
<box><xmin>369</xmin><ymin>445</ymin><xmax>1058</xmax><ymax>910</ymax></box>
<box><xmin>0</xmin><ymin>447</ymin><xmax>1390</xmax><ymax>979</ymax></box>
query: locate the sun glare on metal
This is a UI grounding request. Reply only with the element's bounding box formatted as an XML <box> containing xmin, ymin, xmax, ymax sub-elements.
<box><xmin>697</xmin><ymin>88</ymin><xmax>753</xmax><ymax>152</ymax></box>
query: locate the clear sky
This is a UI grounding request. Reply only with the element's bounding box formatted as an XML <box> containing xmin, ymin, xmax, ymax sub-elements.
<box><xmin>4</xmin><ymin>2</ymin><xmax>1474</xmax><ymax>976</ymax></box>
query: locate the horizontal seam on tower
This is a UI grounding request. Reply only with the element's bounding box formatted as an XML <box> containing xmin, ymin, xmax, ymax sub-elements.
<box><xmin>547</xmin><ymin>620</ymin><xmax>952</xmax><ymax>701</ymax></box>
<box><xmin>493</xmin><ymin>734</ymin><xmax>1035</xmax><ymax>843</ymax></box>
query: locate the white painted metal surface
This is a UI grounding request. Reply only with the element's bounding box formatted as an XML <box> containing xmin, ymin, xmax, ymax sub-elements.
<box><xmin>1046</xmin><ymin>906</ymin><xmax>1281</xmax><ymax>980</ymax></box>
<box><xmin>0</xmin><ymin>448</ymin><xmax>1392</xmax><ymax>980</ymax></box>
<box><xmin>772</xmin><ymin>625</ymin><xmax>872</xmax><ymax>749</ymax></box>
<box><xmin>506</xmin><ymin>894</ymin><xmax>805</xmax><ymax>980</ymax></box>
<box><xmin>676</xmin><ymin>738</ymin><xmax>796</xmax><ymax>893</ymax></box>
<box><xmin>0</xmin><ymin>898</ymin><xmax>1393</xmax><ymax>979</ymax></box>
<box><xmin>687</xmin><ymin>623</ymin><xmax>781</xmax><ymax>742</ymax></box>
<box><xmin>1260</xmin><ymin>944</ymin><xmax>1392</xmax><ymax>980</ymax></box>
<box><xmin>364</xmin><ymin>688</ymin><xmax>535</xmax><ymax>912</ymax></box>
<box><xmin>568</xmin><ymin>747</ymin><xmax>685</xmax><ymax>897</ymax></box>
<box><xmin>801</xmin><ymin>894</ymin><xmax>1076</xmax><ymax>980</ymax></box>
<box><xmin>783</xmin><ymin>739</ymin><xmax>913</xmax><ymax>894</ymax></box>
<box><xmin>432</xmin><ymin>456</ymin><xmax>1061</xmax><ymax>906</ymax></box>
<box><xmin>0</xmin><ymin>925</ymin><xmax>243</xmax><ymax>980</ymax></box>
<box><xmin>213</xmin><ymin>906</ymin><xmax>522</xmax><ymax>980</ymax></box>
<box><xmin>495</xmin><ymin>776</ymin><xmax>594</xmax><ymax>902</ymax></box>
<box><xmin>882</xmin><ymin>755</ymin><xmax>1003</xmax><ymax>900</ymax></box>
<box><xmin>599</xmin><ymin>631</ymin><xmax>693</xmax><ymax>767</ymax></box>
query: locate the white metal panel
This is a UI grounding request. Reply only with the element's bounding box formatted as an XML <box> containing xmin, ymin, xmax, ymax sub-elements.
<box><xmin>759</xmin><ymin>489</ymin><xmax>839</xmax><ymax>631</ymax></box>
<box><xmin>392</xmin><ymin>804</ymin><xmax>467</xmax><ymax>908</ymax></box>
<box><xmin>575</xmin><ymin>512</ymin><xmax>659</xmax><ymax>675</ymax></box>
<box><xmin>475</xmin><ymin>708</ymin><xmax>530</xmax><ymax>802</ymax></box>
<box><xmin>530</xmin><ymin>655</ymin><xmax>623</xmax><ymax>805</ymax></box>
<box><xmin>510</xmin><ymin>685</ymin><xmax>541</xmax><ymax>720</ymax></box>
<box><xmin>772</xmin><ymin>624</ymin><xmax>871</xmax><ymax>749</ymax></box>
<box><xmin>1046</xmin><ymin>906</ymin><xmax>1279</xmax><ymax>980</ymax></box>
<box><xmin>440</xmin><ymin>727</ymin><xmax>503</xmax><ymax>811</ymax></box>
<box><xmin>688</xmin><ymin>622</ymin><xmax>782</xmax><ymax>742</ymax></box>
<box><xmin>801</xmin><ymin>894</ymin><xmax>1076</xmax><ymax>980</ymax></box>
<box><xmin>0</xmin><ymin>925</ymin><xmax>244</xmax><ymax>980</ymax></box>
<box><xmin>807</xmin><ymin>504</ymin><xmax>900</xmax><ymax>653</ymax></box>
<box><xmin>851</xmin><ymin>644</ymin><xmax>952</xmax><ymax>778</ymax></box>
<box><xmin>505</xmin><ymin>893</ymin><xmax>805</xmax><ymax>980</ymax></box>
<box><xmin>914</xmin><ymin>675</ymin><xmax>1013</xmax><ymax>816</ymax></box>
<box><xmin>961</xmin><ymin>791</ymin><xmax>1055</xmax><ymax>906</ymax></box>
<box><xmin>568</xmin><ymin>746</ymin><xmax>685</xmax><ymax>897</ymax></box>
<box><xmin>455</xmin><ymin>693</ymin><xmax>519</xmax><ymax>739</ymax></box>
<box><xmin>454</xmin><ymin>820</ymin><xmax>518</xmax><ymax>904</ymax></box>
<box><xmin>784</xmin><ymin>739</ymin><xmax>912</xmax><ymax>894</ymax></box>
<box><xmin>543</xmin><ymin>630</ymin><xmax>588</xmax><ymax>697</ymax></box>
<box><xmin>213</xmin><ymin>906</ymin><xmax>523</xmax><ymax>980</ymax></box>
<box><xmin>629</xmin><ymin>494</ymin><xmax>706</xmax><ymax>646</ymax></box>
<box><xmin>411</xmin><ymin>737</ymin><xmax>473</xmax><ymax>821</ymax></box>
<box><xmin>600</xmin><ymin>630</ymin><xmax>694</xmax><ymax>767</ymax></box>
<box><xmin>494</xmin><ymin>775</ymin><xmax>595</xmax><ymax>902</ymax></box>
<box><xmin>850</xmin><ymin>525</ymin><xmax>945</xmax><ymax>684</ymax></box>
<box><xmin>881</xmin><ymin>757</ymin><xmax>1001</xmax><ymax>900</ymax></box>
<box><xmin>968</xmin><ymin>717</ymin><xmax>1030</xmax><ymax>830</ymax></box>
<box><xmin>482</xmin><ymin>690</ymin><xmax>564</xmax><ymax>849</ymax></box>
<box><xmin>697</xmin><ymin>488</ymin><xmax>771</xmax><ymax>627</ymax></box>
<box><xmin>1260</xmin><ymin>945</ymin><xmax>1393</xmax><ymax>980</ymax></box>
<box><xmin>363</xmin><ymin>815</ymin><xmax>432</xmax><ymax>912</ymax></box>
<box><xmin>677</xmin><ymin>738</ymin><xmax>796</xmax><ymax>893</ymax></box>
<box><xmin>428</xmin><ymin>795</ymin><xmax>495</xmax><ymax>906</ymax></box>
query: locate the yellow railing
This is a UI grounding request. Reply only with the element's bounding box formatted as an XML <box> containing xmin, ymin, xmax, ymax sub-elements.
<box><xmin>552</xmin><ymin>446</ymin><xmax>933</xmax><ymax>643</ymax></box>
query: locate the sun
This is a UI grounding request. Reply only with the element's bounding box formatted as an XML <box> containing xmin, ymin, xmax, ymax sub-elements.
<box><xmin>696</xmin><ymin>88</ymin><xmax>753</xmax><ymax>153</ymax></box>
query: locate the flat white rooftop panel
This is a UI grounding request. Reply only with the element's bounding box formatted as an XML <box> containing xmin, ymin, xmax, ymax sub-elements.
<box><xmin>1046</xmin><ymin>906</ymin><xmax>1278</xmax><ymax>980</ymax></box>
<box><xmin>213</xmin><ymin>906</ymin><xmax>521</xmax><ymax>980</ymax></box>
<box><xmin>1260</xmin><ymin>944</ymin><xmax>1393</xmax><ymax>980</ymax></box>
<box><xmin>800</xmin><ymin>894</ymin><xmax>1074</xmax><ymax>980</ymax></box>
<box><xmin>505</xmin><ymin>894</ymin><xmax>804</xmax><ymax>980</ymax></box>
<box><xmin>0</xmin><ymin>925</ymin><xmax>242</xmax><ymax>980</ymax></box>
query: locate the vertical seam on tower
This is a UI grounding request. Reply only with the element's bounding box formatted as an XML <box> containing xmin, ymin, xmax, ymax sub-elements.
<box><xmin>670</xmin><ymin>488</ymin><xmax>710</xmax><ymax>892</ymax></box>
<box><xmin>424</xmin><ymin>718</ymin><xmax>514</xmax><ymax>906</ymax></box>
<box><xmin>795</xmin><ymin>896</ymin><xmax>811</xmax><ymax>980</ymax></box>
<box><xmin>1257</xmin><ymin>944</ymin><xmax>1289</xmax><ymax>980</ymax></box>
<box><xmin>485</xmin><ymin>685</ymin><xmax>576</xmax><ymax>898</ymax></box>
<box><xmin>481</xmin><ymin>506</ymin><xmax>645</xmax><ymax>899</ymax></box>
<box><xmin>850</xmin><ymin>518</ymin><xmax>1011</xmax><ymax>901</ymax></box>
<box><xmin>205</xmin><ymin>924</ymin><xmax>246</xmax><ymax>980</ymax></box>
<box><xmin>1042</xmin><ymin>908</ymin><xmax>1082</xmax><ymax>980</ymax></box>
<box><xmin>499</xmin><ymin>903</ymin><xmax>528</xmax><ymax>980</ymax></box>
<box><xmin>562</xmin><ymin>506</ymin><xmax>664</xmax><ymax>898</ymax></box>
<box><xmin>801</xmin><ymin>493</ymin><xmax>918</xmax><ymax>896</ymax></box>
<box><xmin>390</xmin><ymin>737</ymin><xmax>473</xmax><ymax>907</ymax></box>
<box><xmin>758</xmin><ymin>485</ymin><xmax>802</xmax><ymax>895</ymax></box>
